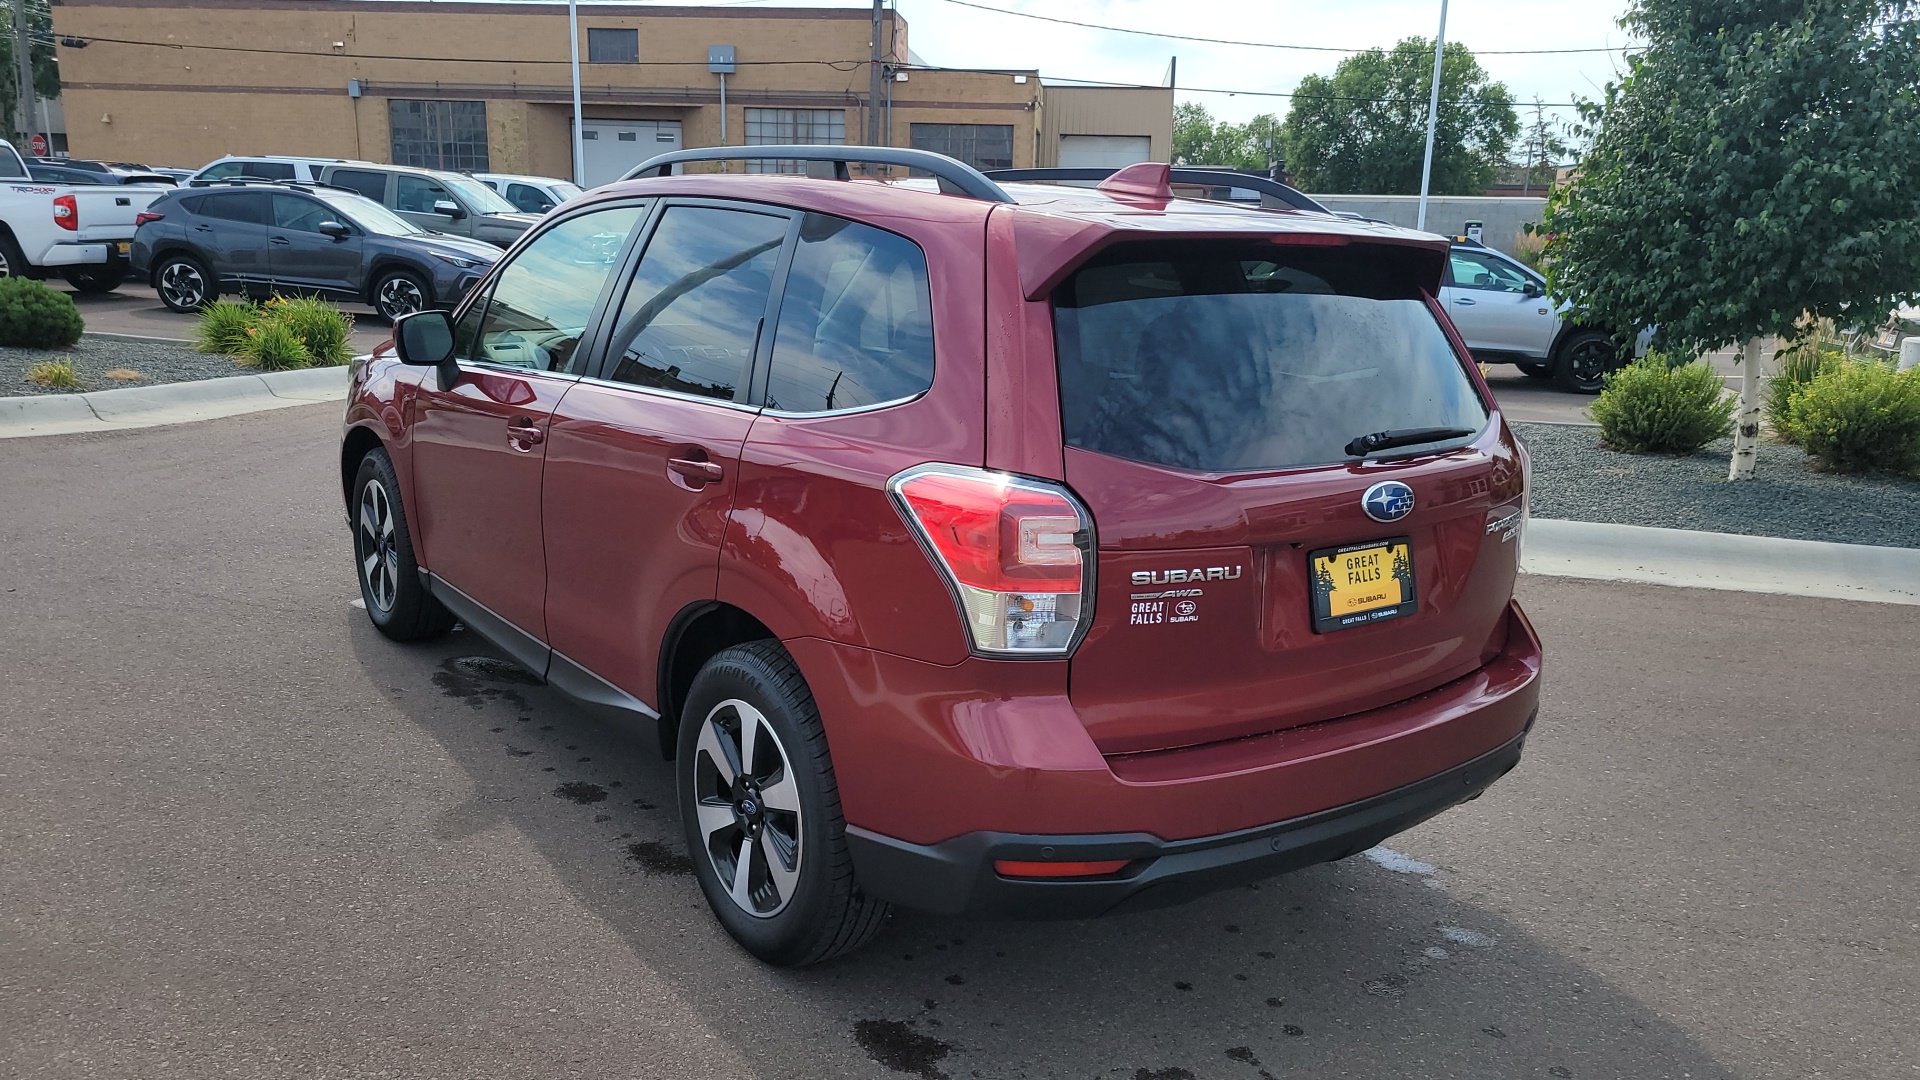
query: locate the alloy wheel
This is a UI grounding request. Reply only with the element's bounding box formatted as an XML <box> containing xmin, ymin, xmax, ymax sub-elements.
<box><xmin>1566</xmin><ymin>339</ymin><xmax>1613</xmax><ymax>392</ymax></box>
<box><xmin>158</xmin><ymin>261</ymin><xmax>207</xmax><ymax>310</ymax></box>
<box><xmin>377</xmin><ymin>276</ymin><xmax>425</xmax><ymax>321</ymax></box>
<box><xmin>356</xmin><ymin>479</ymin><xmax>401</xmax><ymax>613</ymax></box>
<box><xmin>0</xmin><ymin>250</ymin><xmax>11</xmax><ymax>278</ymax></box>
<box><xmin>692</xmin><ymin>698</ymin><xmax>805</xmax><ymax>918</ymax></box>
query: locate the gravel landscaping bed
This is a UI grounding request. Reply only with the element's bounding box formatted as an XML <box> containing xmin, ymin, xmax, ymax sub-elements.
<box><xmin>1517</xmin><ymin>421</ymin><xmax>1920</xmax><ymax>548</ymax></box>
<box><xmin>1</xmin><ymin>338</ymin><xmax>251</xmax><ymax>397</ymax></box>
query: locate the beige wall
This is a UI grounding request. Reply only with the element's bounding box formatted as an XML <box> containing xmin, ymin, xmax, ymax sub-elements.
<box><xmin>1038</xmin><ymin>86</ymin><xmax>1174</xmax><ymax>167</ymax></box>
<box><xmin>52</xmin><ymin>0</ymin><xmax>1161</xmax><ymax>179</ymax></box>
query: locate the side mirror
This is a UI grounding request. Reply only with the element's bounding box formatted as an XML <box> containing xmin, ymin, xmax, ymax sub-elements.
<box><xmin>318</xmin><ymin>220</ymin><xmax>350</xmax><ymax>241</ymax></box>
<box><xmin>432</xmin><ymin>199</ymin><xmax>467</xmax><ymax>220</ymax></box>
<box><xmin>1523</xmin><ymin>280</ymin><xmax>1544</xmax><ymax>298</ymax></box>
<box><xmin>392</xmin><ymin>309</ymin><xmax>454</xmax><ymax>366</ymax></box>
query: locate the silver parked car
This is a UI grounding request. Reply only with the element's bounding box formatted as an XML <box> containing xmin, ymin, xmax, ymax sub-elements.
<box><xmin>1439</xmin><ymin>237</ymin><xmax>1650</xmax><ymax>394</ymax></box>
<box><xmin>316</xmin><ymin>163</ymin><xmax>541</xmax><ymax>247</ymax></box>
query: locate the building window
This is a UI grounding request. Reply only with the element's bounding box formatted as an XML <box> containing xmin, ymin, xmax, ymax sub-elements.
<box><xmin>389</xmin><ymin>100</ymin><xmax>489</xmax><ymax>172</ymax></box>
<box><xmin>743</xmin><ymin>108</ymin><xmax>845</xmax><ymax>173</ymax></box>
<box><xmin>588</xmin><ymin>28</ymin><xmax>639</xmax><ymax>64</ymax></box>
<box><xmin>909</xmin><ymin>123</ymin><xmax>1015</xmax><ymax>171</ymax></box>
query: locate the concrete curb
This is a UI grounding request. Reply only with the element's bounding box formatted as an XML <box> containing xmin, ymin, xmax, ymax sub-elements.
<box><xmin>84</xmin><ymin>330</ymin><xmax>196</xmax><ymax>346</ymax></box>
<box><xmin>1522</xmin><ymin>518</ymin><xmax>1920</xmax><ymax>606</ymax></box>
<box><xmin>0</xmin><ymin>366</ymin><xmax>348</xmax><ymax>439</ymax></box>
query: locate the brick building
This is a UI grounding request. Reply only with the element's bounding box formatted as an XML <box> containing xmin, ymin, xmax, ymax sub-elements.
<box><xmin>51</xmin><ymin>0</ymin><xmax>1172</xmax><ymax>182</ymax></box>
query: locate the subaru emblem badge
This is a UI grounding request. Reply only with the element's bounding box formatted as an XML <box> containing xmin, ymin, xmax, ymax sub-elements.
<box><xmin>1361</xmin><ymin>481</ymin><xmax>1415</xmax><ymax>523</ymax></box>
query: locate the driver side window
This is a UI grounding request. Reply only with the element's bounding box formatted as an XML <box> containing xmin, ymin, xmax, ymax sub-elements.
<box><xmin>464</xmin><ymin>204</ymin><xmax>647</xmax><ymax>372</ymax></box>
<box><xmin>1448</xmin><ymin>251</ymin><xmax>1530</xmax><ymax>294</ymax></box>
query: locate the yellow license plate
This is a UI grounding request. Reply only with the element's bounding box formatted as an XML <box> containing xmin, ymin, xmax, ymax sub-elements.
<box><xmin>115</xmin><ymin>242</ymin><xmax>130</xmax><ymax>255</ymax></box>
<box><xmin>1309</xmin><ymin>537</ymin><xmax>1416</xmax><ymax>633</ymax></box>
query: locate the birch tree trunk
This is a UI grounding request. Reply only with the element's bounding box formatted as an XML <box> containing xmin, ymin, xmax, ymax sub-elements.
<box><xmin>1727</xmin><ymin>336</ymin><xmax>1765</xmax><ymax>481</ymax></box>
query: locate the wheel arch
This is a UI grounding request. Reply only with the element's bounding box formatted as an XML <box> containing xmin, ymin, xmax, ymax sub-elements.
<box><xmin>656</xmin><ymin>601</ymin><xmax>781</xmax><ymax>760</ymax></box>
<box><xmin>340</xmin><ymin>423</ymin><xmax>386</xmax><ymax>513</ymax></box>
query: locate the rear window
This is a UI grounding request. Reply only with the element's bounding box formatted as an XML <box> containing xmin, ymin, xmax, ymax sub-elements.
<box><xmin>1053</xmin><ymin>242</ymin><xmax>1486</xmax><ymax>473</ymax></box>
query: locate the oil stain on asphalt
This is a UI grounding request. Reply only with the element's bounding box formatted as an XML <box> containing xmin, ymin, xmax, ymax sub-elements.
<box><xmin>853</xmin><ymin>1018</ymin><xmax>951</xmax><ymax>1079</ymax></box>
<box><xmin>553</xmin><ymin>781</ymin><xmax>607</xmax><ymax>805</ymax></box>
<box><xmin>625</xmin><ymin>840</ymin><xmax>692</xmax><ymax>875</ymax></box>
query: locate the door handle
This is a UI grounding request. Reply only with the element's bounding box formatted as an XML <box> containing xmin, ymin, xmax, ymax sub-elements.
<box><xmin>506</xmin><ymin>417</ymin><xmax>545</xmax><ymax>451</ymax></box>
<box><xmin>1454</xmin><ymin>297</ymin><xmax>1477</xmax><ymax>306</ymax></box>
<box><xmin>667</xmin><ymin>457</ymin><xmax>724</xmax><ymax>484</ymax></box>
<box><xmin>270</xmin><ymin>235</ymin><xmax>291</xmax><ymax>245</ymax></box>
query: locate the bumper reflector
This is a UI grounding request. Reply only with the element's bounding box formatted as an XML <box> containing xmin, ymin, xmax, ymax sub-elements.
<box><xmin>992</xmin><ymin>859</ymin><xmax>1129</xmax><ymax>879</ymax></box>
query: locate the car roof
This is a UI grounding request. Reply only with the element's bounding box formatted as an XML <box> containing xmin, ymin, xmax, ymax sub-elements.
<box><xmin>581</xmin><ymin>167</ymin><xmax>1450</xmax><ymax>300</ymax></box>
<box><xmin>476</xmin><ymin>172</ymin><xmax>568</xmax><ymax>184</ymax></box>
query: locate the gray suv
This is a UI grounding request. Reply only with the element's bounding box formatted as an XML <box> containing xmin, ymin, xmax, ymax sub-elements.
<box><xmin>317</xmin><ymin>163</ymin><xmax>541</xmax><ymax>246</ymax></box>
<box><xmin>130</xmin><ymin>182</ymin><xmax>502</xmax><ymax>320</ymax></box>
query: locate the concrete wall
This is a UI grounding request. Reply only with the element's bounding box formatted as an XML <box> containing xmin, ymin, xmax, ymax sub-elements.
<box><xmin>1306</xmin><ymin>194</ymin><xmax>1548</xmax><ymax>254</ymax></box>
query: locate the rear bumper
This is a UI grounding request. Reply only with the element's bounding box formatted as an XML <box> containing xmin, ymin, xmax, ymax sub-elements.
<box><xmin>848</xmin><ymin>725</ymin><xmax>1528</xmax><ymax>918</ymax></box>
<box><xmin>37</xmin><ymin>242</ymin><xmax>116</xmax><ymax>268</ymax></box>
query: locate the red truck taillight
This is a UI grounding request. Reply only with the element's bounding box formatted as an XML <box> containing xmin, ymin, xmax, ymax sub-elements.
<box><xmin>53</xmin><ymin>194</ymin><xmax>77</xmax><ymax>231</ymax></box>
<box><xmin>889</xmin><ymin>463</ymin><xmax>1095</xmax><ymax>657</ymax></box>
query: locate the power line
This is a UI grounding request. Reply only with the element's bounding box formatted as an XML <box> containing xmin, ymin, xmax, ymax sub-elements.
<box><xmin>924</xmin><ymin>0</ymin><xmax>1632</xmax><ymax>56</ymax></box>
<box><xmin>908</xmin><ymin>67</ymin><xmax>1585</xmax><ymax>108</ymax></box>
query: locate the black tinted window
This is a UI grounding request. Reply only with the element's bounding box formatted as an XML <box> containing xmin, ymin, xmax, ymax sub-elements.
<box><xmin>198</xmin><ymin>192</ymin><xmax>269</xmax><ymax>225</ymax></box>
<box><xmin>506</xmin><ymin>183</ymin><xmax>555</xmax><ymax>214</ymax></box>
<box><xmin>766</xmin><ymin>214</ymin><xmax>933</xmax><ymax>413</ymax></box>
<box><xmin>1054</xmin><ymin>243</ymin><xmax>1487</xmax><ymax>472</ymax></box>
<box><xmin>177</xmin><ymin>195</ymin><xmax>207</xmax><ymax>215</ymax></box>
<box><xmin>471</xmin><ymin>206</ymin><xmax>645</xmax><ymax>371</ymax></box>
<box><xmin>272</xmin><ymin>194</ymin><xmax>334</xmax><ymax>232</ymax></box>
<box><xmin>234</xmin><ymin>161</ymin><xmax>294</xmax><ymax>181</ymax></box>
<box><xmin>604</xmin><ymin>206</ymin><xmax>786</xmax><ymax>402</ymax></box>
<box><xmin>329</xmin><ymin>169</ymin><xmax>388</xmax><ymax>201</ymax></box>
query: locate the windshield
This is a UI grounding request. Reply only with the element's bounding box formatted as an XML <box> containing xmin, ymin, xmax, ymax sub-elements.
<box><xmin>312</xmin><ymin>189</ymin><xmax>424</xmax><ymax>236</ymax></box>
<box><xmin>549</xmin><ymin>181</ymin><xmax>584</xmax><ymax>202</ymax></box>
<box><xmin>439</xmin><ymin>174</ymin><xmax>520</xmax><ymax>215</ymax></box>
<box><xmin>1053</xmin><ymin>242</ymin><xmax>1487</xmax><ymax>473</ymax></box>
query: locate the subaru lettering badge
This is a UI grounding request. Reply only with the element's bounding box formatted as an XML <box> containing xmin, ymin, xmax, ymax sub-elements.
<box><xmin>1361</xmin><ymin>481</ymin><xmax>1415</xmax><ymax>523</ymax></box>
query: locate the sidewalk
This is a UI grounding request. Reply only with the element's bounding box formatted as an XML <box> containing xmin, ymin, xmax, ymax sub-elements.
<box><xmin>0</xmin><ymin>366</ymin><xmax>349</xmax><ymax>438</ymax></box>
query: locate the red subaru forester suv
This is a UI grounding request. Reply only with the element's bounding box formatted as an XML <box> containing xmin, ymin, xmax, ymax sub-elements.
<box><xmin>342</xmin><ymin>148</ymin><xmax>1540</xmax><ymax>966</ymax></box>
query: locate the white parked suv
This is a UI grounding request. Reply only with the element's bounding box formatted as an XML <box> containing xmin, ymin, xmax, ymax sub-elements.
<box><xmin>1440</xmin><ymin>237</ymin><xmax>1650</xmax><ymax>394</ymax></box>
<box><xmin>472</xmin><ymin>173</ymin><xmax>582</xmax><ymax>214</ymax></box>
<box><xmin>0</xmin><ymin>139</ymin><xmax>166</xmax><ymax>292</ymax></box>
<box><xmin>188</xmin><ymin>155</ymin><xmax>346</xmax><ymax>186</ymax></box>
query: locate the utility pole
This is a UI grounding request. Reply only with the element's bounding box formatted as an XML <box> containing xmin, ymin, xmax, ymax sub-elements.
<box><xmin>11</xmin><ymin>0</ymin><xmax>37</xmax><ymax>150</ymax></box>
<box><xmin>567</xmin><ymin>0</ymin><xmax>584</xmax><ymax>186</ymax></box>
<box><xmin>1416</xmin><ymin>0</ymin><xmax>1449</xmax><ymax>232</ymax></box>
<box><xmin>868</xmin><ymin>0</ymin><xmax>883</xmax><ymax>148</ymax></box>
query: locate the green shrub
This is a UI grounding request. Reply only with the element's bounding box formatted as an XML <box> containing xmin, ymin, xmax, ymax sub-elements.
<box><xmin>26</xmin><ymin>359</ymin><xmax>81</xmax><ymax>389</ymax></box>
<box><xmin>195</xmin><ymin>299</ymin><xmax>261</xmax><ymax>355</ymax></box>
<box><xmin>0</xmin><ymin>277</ymin><xmax>84</xmax><ymax>349</ymax></box>
<box><xmin>236</xmin><ymin>318</ymin><xmax>312</xmax><ymax>371</ymax></box>
<box><xmin>1767</xmin><ymin>328</ymin><xmax>1851</xmax><ymax>443</ymax></box>
<box><xmin>1589</xmin><ymin>354</ymin><xmax>1737</xmax><ymax>454</ymax></box>
<box><xmin>1781</xmin><ymin>360</ymin><xmax>1920</xmax><ymax>474</ymax></box>
<box><xmin>263</xmin><ymin>296</ymin><xmax>353</xmax><ymax>367</ymax></box>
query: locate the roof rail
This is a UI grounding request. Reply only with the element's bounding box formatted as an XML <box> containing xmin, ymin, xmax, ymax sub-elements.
<box><xmin>620</xmin><ymin>145</ymin><xmax>1016</xmax><ymax>204</ymax></box>
<box><xmin>982</xmin><ymin>166</ymin><xmax>1332</xmax><ymax>215</ymax></box>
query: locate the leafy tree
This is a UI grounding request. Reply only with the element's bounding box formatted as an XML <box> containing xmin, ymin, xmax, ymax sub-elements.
<box><xmin>1172</xmin><ymin>103</ymin><xmax>1279</xmax><ymax>171</ymax></box>
<box><xmin>1279</xmin><ymin>37</ymin><xmax>1519</xmax><ymax>194</ymax></box>
<box><xmin>1511</xmin><ymin>100</ymin><xmax>1571</xmax><ymax>194</ymax></box>
<box><xmin>1</xmin><ymin>0</ymin><xmax>62</xmax><ymax>143</ymax></box>
<box><xmin>1542</xmin><ymin>0</ymin><xmax>1920</xmax><ymax>479</ymax></box>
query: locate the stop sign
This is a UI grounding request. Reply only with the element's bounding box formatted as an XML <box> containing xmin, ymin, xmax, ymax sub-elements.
<box><xmin>28</xmin><ymin>134</ymin><xmax>47</xmax><ymax>156</ymax></box>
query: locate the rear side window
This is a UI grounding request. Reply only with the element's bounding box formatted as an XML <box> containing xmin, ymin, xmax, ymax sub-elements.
<box><xmin>1053</xmin><ymin>243</ymin><xmax>1486</xmax><ymax>473</ymax></box>
<box><xmin>602</xmin><ymin>206</ymin><xmax>786</xmax><ymax>403</ymax></box>
<box><xmin>506</xmin><ymin>183</ymin><xmax>556</xmax><ymax>214</ymax></box>
<box><xmin>230</xmin><ymin>160</ymin><xmax>294</xmax><ymax>181</ymax></box>
<box><xmin>197</xmin><ymin>192</ymin><xmax>270</xmax><ymax>225</ymax></box>
<box><xmin>329</xmin><ymin>169</ymin><xmax>389</xmax><ymax>201</ymax></box>
<box><xmin>765</xmin><ymin>214</ymin><xmax>933</xmax><ymax>413</ymax></box>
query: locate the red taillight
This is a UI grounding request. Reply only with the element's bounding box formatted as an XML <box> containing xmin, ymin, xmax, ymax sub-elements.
<box><xmin>53</xmin><ymin>194</ymin><xmax>77</xmax><ymax>231</ymax></box>
<box><xmin>890</xmin><ymin>463</ymin><xmax>1093</xmax><ymax>656</ymax></box>
<box><xmin>134</xmin><ymin>211</ymin><xmax>165</xmax><ymax>227</ymax></box>
<box><xmin>994</xmin><ymin>859</ymin><xmax>1130</xmax><ymax>878</ymax></box>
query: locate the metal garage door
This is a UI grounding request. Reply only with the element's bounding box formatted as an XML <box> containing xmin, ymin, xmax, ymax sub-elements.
<box><xmin>1058</xmin><ymin>135</ymin><xmax>1152</xmax><ymax>169</ymax></box>
<box><xmin>579</xmin><ymin>119</ymin><xmax>683</xmax><ymax>188</ymax></box>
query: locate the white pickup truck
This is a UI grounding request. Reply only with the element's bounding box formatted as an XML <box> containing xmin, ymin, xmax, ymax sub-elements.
<box><xmin>0</xmin><ymin>138</ymin><xmax>166</xmax><ymax>294</ymax></box>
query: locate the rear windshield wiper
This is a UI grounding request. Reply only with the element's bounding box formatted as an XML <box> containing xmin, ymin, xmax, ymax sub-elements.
<box><xmin>1345</xmin><ymin>427</ymin><xmax>1477</xmax><ymax>458</ymax></box>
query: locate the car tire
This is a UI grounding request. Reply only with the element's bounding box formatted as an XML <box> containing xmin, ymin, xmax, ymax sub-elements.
<box><xmin>1515</xmin><ymin>360</ymin><xmax>1552</xmax><ymax>380</ymax></box>
<box><xmin>372</xmin><ymin>269</ymin><xmax>431</xmax><ymax>323</ymax></box>
<box><xmin>352</xmin><ymin>447</ymin><xmax>456</xmax><ymax>642</ymax></box>
<box><xmin>65</xmin><ymin>265</ymin><xmax>128</xmax><ymax>294</ymax></box>
<box><xmin>1552</xmin><ymin>329</ymin><xmax>1622</xmax><ymax>394</ymax></box>
<box><xmin>0</xmin><ymin>231</ymin><xmax>28</xmax><ymax>280</ymax></box>
<box><xmin>154</xmin><ymin>254</ymin><xmax>214</xmax><ymax>312</ymax></box>
<box><xmin>677</xmin><ymin>641</ymin><xmax>889</xmax><ymax>967</ymax></box>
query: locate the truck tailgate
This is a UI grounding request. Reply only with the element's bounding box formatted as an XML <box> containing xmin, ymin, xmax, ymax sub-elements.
<box><xmin>71</xmin><ymin>186</ymin><xmax>165</xmax><ymax>242</ymax></box>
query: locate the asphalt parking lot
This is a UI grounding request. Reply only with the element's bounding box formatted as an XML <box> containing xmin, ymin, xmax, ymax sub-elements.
<box><xmin>4</xmin><ymin>404</ymin><xmax>1916</xmax><ymax>1080</ymax></box>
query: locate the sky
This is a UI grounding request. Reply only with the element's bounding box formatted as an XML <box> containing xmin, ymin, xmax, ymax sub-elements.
<box><xmin>643</xmin><ymin>0</ymin><xmax>1644</xmax><ymax>126</ymax></box>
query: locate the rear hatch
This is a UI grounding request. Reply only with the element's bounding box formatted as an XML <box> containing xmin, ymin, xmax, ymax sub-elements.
<box><xmin>70</xmin><ymin>186</ymin><xmax>166</xmax><ymax>243</ymax></box>
<box><xmin>1053</xmin><ymin>238</ymin><xmax>1525</xmax><ymax>756</ymax></box>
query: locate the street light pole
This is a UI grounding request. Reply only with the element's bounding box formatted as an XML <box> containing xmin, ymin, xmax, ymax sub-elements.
<box><xmin>1416</xmin><ymin>0</ymin><xmax>1449</xmax><ymax>232</ymax></box>
<box><xmin>568</xmin><ymin>0</ymin><xmax>585</xmax><ymax>186</ymax></box>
